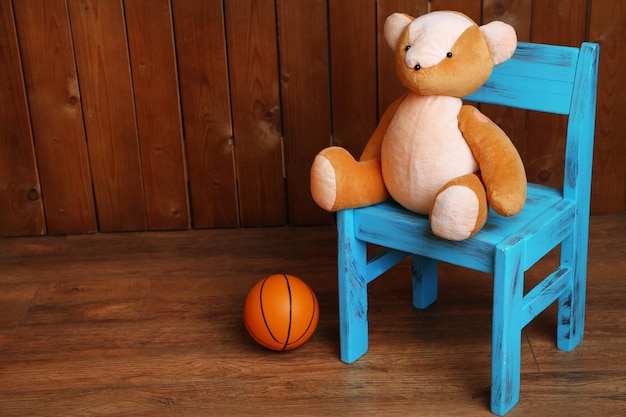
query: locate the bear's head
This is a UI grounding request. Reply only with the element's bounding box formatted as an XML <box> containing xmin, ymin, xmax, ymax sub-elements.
<box><xmin>384</xmin><ymin>11</ymin><xmax>517</xmax><ymax>98</ymax></box>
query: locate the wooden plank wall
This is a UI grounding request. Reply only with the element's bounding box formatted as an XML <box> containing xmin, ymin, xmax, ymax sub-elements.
<box><xmin>1</xmin><ymin>0</ymin><xmax>624</xmax><ymax>236</ymax></box>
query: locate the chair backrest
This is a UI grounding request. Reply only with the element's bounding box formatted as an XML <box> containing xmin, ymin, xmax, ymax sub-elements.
<box><xmin>465</xmin><ymin>42</ymin><xmax>599</xmax><ymax>213</ymax></box>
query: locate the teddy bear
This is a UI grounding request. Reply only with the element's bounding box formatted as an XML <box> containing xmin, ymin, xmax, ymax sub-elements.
<box><xmin>310</xmin><ymin>10</ymin><xmax>527</xmax><ymax>241</ymax></box>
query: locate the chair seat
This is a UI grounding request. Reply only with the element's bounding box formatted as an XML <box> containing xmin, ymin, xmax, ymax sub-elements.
<box><xmin>353</xmin><ymin>183</ymin><xmax>574</xmax><ymax>273</ymax></box>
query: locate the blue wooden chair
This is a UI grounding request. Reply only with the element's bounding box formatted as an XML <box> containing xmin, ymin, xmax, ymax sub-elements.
<box><xmin>336</xmin><ymin>41</ymin><xmax>599</xmax><ymax>416</ymax></box>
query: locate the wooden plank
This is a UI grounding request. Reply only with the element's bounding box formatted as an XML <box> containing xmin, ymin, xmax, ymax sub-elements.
<box><xmin>171</xmin><ymin>0</ymin><xmax>238</xmax><ymax>229</ymax></box>
<box><xmin>276</xmin><ymin>0</ymin><xmax>333</xmax><ymax>226</ymax></box>
<box><xmin>329</xmin><ymin>0</ymin><xmax>378</xmax><ymax>157</ymax></box>
<box><xmin>13</xmin><ymin>0</ymin><xmax>96</xmax><ymax>235</ymax></box>
<box><xmin>0</xmin><ymin>217</ymin><xmax>624</xmax><ymax>415</ymax></box>
<box><xmin>0</xmin><ymin>0</ymin><xmax>45</xmax><ymax>236</ymax></box>
<box><xmin>531</xmin><ymin>0</ymin><xmax>588</xmax><ymax>47</ymax></box>
<box><xmin>377</xmin><ymin>0</ymin><xmax>430</xmax><ymax>116</ymax></box>
<box><xmin>588</xmin><ymin>0</ymin><xmax>626</xmax><ymax>214</ymax></box>
<box><xmin>481</xmin><ymin>0</ymin><xmax>533</xmax><ymax>158</ymax></box>
<box><xmin>525</xmin><ymin>0</ymin><xmax>588</xmax><ymax>190</ymax></box>
<box><xmin>124</xmin><ymin>0</ymin><xmax>189</xmax><ymax>230</ymax></box>
<box><xmin>483</xmin><ymin>0</ymin><xmax>532</xmax><ymax>41</ymax></box>
<box><xmin>67</xmin><ymin>0</ymin><xmax>147</xmax><ymax>232</ymax></box>
<box><xmin>0</xmin><ymin>283</ymin><xmax>40</xmax><ymax>331</ymax></box>
<box><xmin>1</xmin><ymin>370</ymin><xmax>624</xmax><ymax>416</ymax></box>
<box><xmin>430</xmin><ymin>0</ymin><xmax>481</xmax><ymax>22</ymax></box>
<box><xmin>224</xmin><ymin>0</ymin><xmax>285</xmax><ymax>227</ymax></box>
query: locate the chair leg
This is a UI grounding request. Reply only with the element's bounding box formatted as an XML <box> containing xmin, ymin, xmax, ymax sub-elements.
<box><xmin>337</xmin><ymin>209</ymin><xmax>369</xmax><ymax>364</ymax></box>
<box><xmin>491</xmin><ymin>243</ymin><xmax>524</xmax><ymax>416</ymax></box>
<box><xmin>557</xmin><ymin>232</ymin><xmax>587</xmax><ymax>352</ymax></box>
<box><xmin>412</xmin><ymin>255</ymin><xmax>438</xmax><ymax>309</ymax></box>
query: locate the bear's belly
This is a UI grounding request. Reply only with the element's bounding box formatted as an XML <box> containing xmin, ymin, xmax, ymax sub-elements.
<box><xmin>381</xmin><ymin>94</ymin><xmax>478</xmax><ymax>214</ymax></box>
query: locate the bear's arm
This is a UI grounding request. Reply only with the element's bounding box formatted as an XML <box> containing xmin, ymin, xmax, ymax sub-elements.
<box><xmin>359</xmin><ymin>92</ymin><xmax>409</xmax><ymax>161</ymax></box>
<box><xmin>458</xmin><ymin>105</ymin><xmax>526</xmax><ymax>216</ymax></box>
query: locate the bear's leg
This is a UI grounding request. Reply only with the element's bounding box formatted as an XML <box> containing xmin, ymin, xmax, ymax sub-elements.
<box><xmin>310</xmin><ymin>147</ymin><xmax>388</xmax><ymax>211</ymax></box>
<box><xmin>430</xmin><ymin>173</ymin><xmax>488</xmax><ymax>241</ymax></box>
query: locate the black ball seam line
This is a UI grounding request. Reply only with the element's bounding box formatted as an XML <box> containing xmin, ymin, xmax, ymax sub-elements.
<box><xmin>259</xmin><ymin>276</ymin><xmax>282</xmax><ymax>347</ymax></box>
<box><xmin>281</xmin><ymin>274</ymin><xmax>293</xmax><ymax>351</ymax></box>
<box><xmin>287</xmin><ymin>285</ymin><xmax>317</xmax><ymax>346</ymax></box>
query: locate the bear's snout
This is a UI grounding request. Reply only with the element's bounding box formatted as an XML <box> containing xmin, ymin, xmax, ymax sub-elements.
<box><xmin>404</xmin><ymin>47</ymin><xmax>442</xmax><ymax>70</ymax></box>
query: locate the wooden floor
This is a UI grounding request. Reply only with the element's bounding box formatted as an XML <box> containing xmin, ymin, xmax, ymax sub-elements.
<box><xmin>1</xmin><ymin>216</ymin><xmax>625</xmax><ymax>416</ymax></box>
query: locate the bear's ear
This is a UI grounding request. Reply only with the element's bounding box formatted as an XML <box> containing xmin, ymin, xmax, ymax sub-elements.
<box><xmin>384</xmin><ymin>13</ymin><xmax>414</xmax><ymax>50</ymax></box>
<box><xmin>480</xmin><ymin>21</ymin><xmax>517</xmax><ymax>65</ymax></box>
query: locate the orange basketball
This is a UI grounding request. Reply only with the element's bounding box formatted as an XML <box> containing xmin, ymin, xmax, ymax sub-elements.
<box><xmin>243</xmin><ymin>274</ymin><xmax>319</xmax><ymax>351</ymax></box>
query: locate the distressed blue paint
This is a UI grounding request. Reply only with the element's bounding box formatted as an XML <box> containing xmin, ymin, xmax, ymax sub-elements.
<box><xmin>354</xmin><ymin>184</ymin><xmax>565</xmax><ymax>273</ymax></box>
<box><xmin>337</xmin><ymin>209</ymin><xmax>369</xmax><ymax>363</ymax></box>
<box><xmin>492</xmin><ymin>242</ymin><xmax>524</xmax><ymax>415</ymax></box>
<box><xmin>521</xmin><ymin>266</ymin><xmax>571</xmax><ymax>327</ymax></box>
<box><xmin>365</xmin><ymin>248</ymin><xmax>408</xmax><ymax>285</ymax></box>
<box><xmin>466</xmin><ymin>43</ymin><xmax>580</xmax><ymax>114</ymax></box>
<box><xmin>412</xmin><ymin>255</ymin><xmax>438</xmax><ymax>309</ymax></box>
<box><xmin>334</xmin><ymin>42</ymin><xmax>599</xmax><ymax>415</ymax></box>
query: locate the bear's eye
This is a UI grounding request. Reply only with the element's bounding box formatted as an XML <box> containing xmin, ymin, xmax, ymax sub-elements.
<box><xmin>405</xmin><ymin>45</ymin><xmax>411</xmax><ymax>51</ymax></box>
<box><xmin>414</xmin><ymin>64</ymin><xmax>421</xmax><ymax>71</ymax></box>
<box><xmin>446</xmin><ymin>52</ymin><xmax>453</xmax><ymax>58</ymax></box>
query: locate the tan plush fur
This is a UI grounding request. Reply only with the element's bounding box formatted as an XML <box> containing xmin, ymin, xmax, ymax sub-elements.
<box><xmin>310</xmin><ymin>11</ymin><xmax>526</xmax><ymax>240</ymax></box>
<box><xmin>458</xmin><ymin>106</ymin><xmax>527</xmax><ymax>215</ymax></box>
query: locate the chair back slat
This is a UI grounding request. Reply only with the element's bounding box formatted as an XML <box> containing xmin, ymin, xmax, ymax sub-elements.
<box><xmin>564</xmin><ymin>42</ymin><xmax>599</xmax><ymax>207</ymax></box>
<box><xmin>467</xmin><ymin>41</ymin><xmax>599</xmax><ymax>207</ymax></box>
<box><xmin>465</xmin><ymin>43</ymin><xmax>580</xmax><ymax>114</ymax></box>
